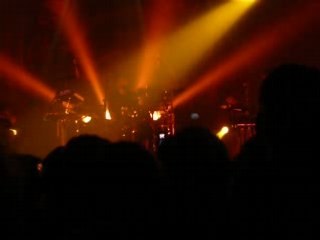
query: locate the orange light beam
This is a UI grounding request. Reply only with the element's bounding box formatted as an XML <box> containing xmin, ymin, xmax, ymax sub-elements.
<box><xmin>136</xmin><ymin>0</ymin><xmax>176</xmax><ymax>89</ymax></box>
<box><xmin>0</xmin><ymin>55</ymin><xmax>56</xmax><ymax>102</ymax></box>
<box><xmin>49</xmin><ymin>0</ymin><xmax>104</xmax><ymax>104</ymax></box>
<box><xmin>173</xmin><ymin>1</ymin><xmax>319</xmax><ymax>108</ymax></box>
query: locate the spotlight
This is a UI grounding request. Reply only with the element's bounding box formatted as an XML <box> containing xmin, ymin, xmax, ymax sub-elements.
<box><xmin>9</xmin><ymin>128</ymin><xmax>18</xmax><ymax>136</ymax></box>
<box><xmin>105</xmin><ymin>109</ymin><xmax>112</xmax><ymax>120</ymax></box>
<box><xmin>152</xmin><ymin>111</ymin><xmax>162</xmax><ymax>121</ymax></box>
<box><xmin>217</xmin><ymin>126</ymin><xmax>229</xmax><ymax>139</ymax></box>
<box><xmin>81</xmin><ymin>115</ymin><xmax>92</xmax><ymax>123</ymax></box>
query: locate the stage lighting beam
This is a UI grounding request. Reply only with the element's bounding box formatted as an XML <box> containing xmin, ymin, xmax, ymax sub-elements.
<box><xmin>172</xmin><ymin>1</ymin><xmax>319</xmax><ymax>108</ymax></box>
<box><xmin>156</xmin><ymin>0</ymin><xmax>255</xmax><ymax>87</ymax></box>
<box><xmin>0</xmin><ymin>55</ymin><xmax>56</xmax><ymax>102</ymax></box>
<box><xmin>136</xmin><ymin>0</ymin><xmax>176</xmax><ymax>89</ymax></box>
<box><xmin>49</xmin><ymin>0</ymin><xmax>105</xmax><ymax>104</ymax></box>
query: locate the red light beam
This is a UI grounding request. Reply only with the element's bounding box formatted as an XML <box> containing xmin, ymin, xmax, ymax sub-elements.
<box><xmin>49</xmin><ymin>0</ymin><xmax>105</xmax><ymax>104</ymax></box>
<box><xmin>0</xmin><ymin>54</ymin><xmax>56</xmax><ymax>102</ymax></box>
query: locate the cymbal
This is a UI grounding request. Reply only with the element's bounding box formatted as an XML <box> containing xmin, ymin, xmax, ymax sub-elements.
<box><xmin>54</xmin><ymin>89</ymin><xmax>85</xmax><ymax>105</ymax></box>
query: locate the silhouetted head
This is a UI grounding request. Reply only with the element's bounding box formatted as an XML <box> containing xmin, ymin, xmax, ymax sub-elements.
<box><xmin>65</xmin><ymin>134</ymin><xmax>110</xmax><ymax>161</ymax></box>
<box><xmin>258</xmin><ymin>64</ymin><xmax>320</xmax><ymax>143</ymax></box>
<box><xmin>158</xmin><ymin>126</ymin><xmax>229</xmax><ymax>181</ymax></box>
<box><xmin>108</xmin><ymin>141</ymin><xmax>158</xmax><ymax>179</ymax></box>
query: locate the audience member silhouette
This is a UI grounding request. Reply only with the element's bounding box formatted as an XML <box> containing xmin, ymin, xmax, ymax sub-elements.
<box><xmin>102</xmin><ymin>141</ymin><xmax>161</xmax><ymax>239</ymax></box>
<box><xmin>157</xmin><ymin>126</ymin><xmax>230</xmax><ymax>239</ymax></box>
<box><xmin>40</xmin><ymin>135</ymin><xmax>161</xmax><ymax>239</ymax></box>
<box><xmin>41</xmin><ymin>135</ymin><xmax>112</xmax><ymax>239</ymax></box>
<box><xmin>13</xmin><ymin>154</ymin><xmax>42</xmax><ymax>238</ymax></box>
<box><xmin>0</xmin><ymin>114</ymin><xmax>37</xmax><ymax>239</ymax></box>
<box><xmin>231</xmin><ymin>64</ymin><xmax>320</xmax><ymax>239</ymax></box>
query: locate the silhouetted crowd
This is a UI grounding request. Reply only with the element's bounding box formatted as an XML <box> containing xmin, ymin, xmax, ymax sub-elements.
<box><xmin>0</xmin><ymin>64</ymin><xmax>319</xmax><ymax>239</ymax></box>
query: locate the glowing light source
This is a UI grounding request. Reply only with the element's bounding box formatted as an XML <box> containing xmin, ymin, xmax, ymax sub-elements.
<box><xmin>216</xmin><ymin>126</ymin><xmax>229</xmax><ymax>139</ymax></box>
<box><xmin>155</xmin><ymin>0</ymin><xmax>255</xmax><ymax>88</ymax></box>
<box><xmin>81</xmin><ymin>115</ymin><xmax>92</xmax><ymax>124</ymax></box>
<box><xmin>49</xmin><ymin>0</ymin><xmax>105</xmax><ymax>104</ymax></box>
<box><xmin>9</xmin><ymin>128</ymin><xmax>18</xmax><ymax>136</ymax></box>
<box><xmin>173</xmin><ymin>1</ymin><xmax>319</xmax><ymax>107</ymax></box>
<box><xmin>152</xmin><ymin>111</ymin><xmax>162</xmax><ymax>121</ymax></box>
<box><xmin>0</xmin><ymin>55</ymin><xmax>55</xmax><ymax>102</ymax></box>
<box><xmin>105</xmin><ymin>108</ymin><xmax>112</xmax><ymax>120</ymax></box>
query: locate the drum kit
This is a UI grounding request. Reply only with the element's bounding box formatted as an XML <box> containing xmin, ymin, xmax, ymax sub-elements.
<box><xmin>45</xmin><ymin>88</ymin><xmax>175</xmax><ymax>150</ymax></box>
<box><xmin>44</xmin><ymin>89</ymin><xmax>89</xmax><ymax>145</ymax></box>
<box><xmin>220</xmin><ymin>96</ymin><xmax>256</xmax><ymax>145</ymax></box>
